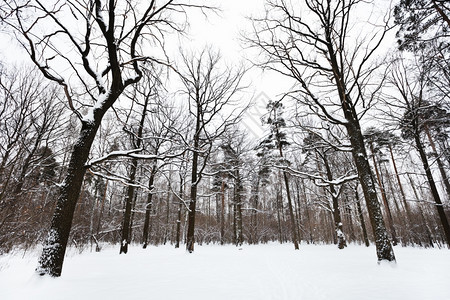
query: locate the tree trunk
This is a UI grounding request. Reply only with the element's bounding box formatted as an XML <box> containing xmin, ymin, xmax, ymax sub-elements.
<box><xmin>142</xmin><ymin>165</ymin><xmax>157</xmax><ymax>248</ymax></box>
<box><xmin>129</xmin><ymin>192</ymin><xmax>138</xmax><ymax>243</ymax></box>
<box><xmin>301</xmin><ymin>179</ymin><xmax>314</xmax><ymax>244</ymax></box>
<box><xmin>89</xmin><ymin>182</ymin><xmax>99</xmax><ymax>249</ymax></box>
<box><xmin>283</xmin><ymin>171</ymin><xmax>299</xmax><ymax>249</ymax></box>
<box><xmin>388</xmin><ymin>145</ymin><xmax>413</xmax><ymax>222</ymax></box>
<box><xmin>232</xmin><ymin>197</ymin><xmax>237</xmax><ymax>245</ymax></box>
<box><xmin>424</xmin><ymin>125</ymin><xmax>450</xmax><ymax>202</ymax></box>
<box><xmin>345</xmin><ymin>196</ymin><xmax>356</xmax><ymax>242</ymax></box>
<box><xmin>250</xmin><ymin>178</ymin><xmax>260</xmax><ymax>244</ymax></box>
<box><xmin>164</xmin><ymin>182</ymin><xmax>171</xmax><ymax>245</ymax></box>
<box><xmin>186</xmin><ymin>132</ymin><xmax>200</xmax><ymax>253</ymax></box>
<box><xmin>119</xmin><ymin>158</ymin><xmax>138</xmax><ymax>254</ymax></box>
<box><xmin>323</xmin><ymin>18</ymin><xmax>395</xmax><ymax>259</ymax></box>
<box><xmin>369</xmin><ymin>142</ymin><xmax>398</xmax><ymax>246</ymax></box>
<box><xmin>95</xmin><ymin>179</ymin><xmax>107</xmax><ymax>251</ymax></box>
<box><xmin>346</xmin><ymin>119</ymin><xmax>395</xmax><ymax>261</ymax></box>
<box><xmin>414</xmin><ymin>127</ymin><xmax>450</xmax><ymax>247</ymax></box>
<box><xmin>234</xmin><ymin>171</ymin><xmax>243</xmax><ymax>246</ymax></box>
<box><xmin>275</xmin><ymin>185</ymin><xmax>283</xmax><ymax>244</ymax></box>
<box><xmin>120</xmin><ymin>92</ymin><xmax>149</xmax><ymax>253</ymax></box>
<box><xmin>355</xmin><ymin>186</ymin><xmax>370</xmax><ymax>247</ymax></box>
<box><xmin>36</xmin><ymin>121</ymin><xmax>100</xmax><ymax>276</ymax></box>
<box><xmin>323</xmin><ymin>155</ymin><xmax>347</xmax><ymax>249</ymax></box>
<box><xmin>274</xmin><ymin>115</ymin><xmax>299</xmax><ymax>249</ymax></box>
<box><xmin>175</xmin><ymin>174</ymin><xmax>184</xmax><ymax>249</ymax></box>
<box><xmin>220</xmin><ymin>180</ymin><xmax>225</xmax><ymax>245</ymax></box>
<box><xmin>294</xmin><ymin>179</ymin><xmax>303</xmax><ymax>242</ymax></box>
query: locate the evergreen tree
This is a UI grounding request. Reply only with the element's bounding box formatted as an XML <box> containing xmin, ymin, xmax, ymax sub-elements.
<box><xmin>259</xmin><ymin>100</ymin><xmax>299</xmax><ymax>250</ymax></box>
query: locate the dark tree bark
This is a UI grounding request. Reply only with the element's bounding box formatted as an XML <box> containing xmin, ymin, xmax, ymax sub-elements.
<box><xmin>414</xmin><ymin>126</ymin><xmax>450</xmax><ymax>246</ymax></box>
<box><xmin>119</xmin><ymin>161</ymin><xmax>137</xmax><ymax>254</ymax></box>
<box><xmin>275</xmin><ymin>124</ymin><xmax>299</xmax><ymax>250</ymax></box>
<box><xmin>294</xmin><ymin>179</ymin><xmax>303</xmax><ymax>242</ymax></box>
<box><xmin>95</xmin><ymin>179</ymin><xmax>108</xmax><ymax>248</ymax></box>
<box><xmin>175</xmin><ymin>173</ymin><xmax>184</xmax><ymax>249</ymax></box>
<box><xmin>186</xmin><ymin>109</ymin><xmax>200</xmax><ymax>253</ymax></box>
<box><xmin>275</xmin><ymin>181</ymin><xmax>284</xmax><ymax>244</ymax></box>
<box><xmin>368</xmin><ymin>141</ymin><xmax>398</xmax><ymax>246</ymax></box>
<box><xmin>37</xmin><ymin>120</ymin><xmax>102</xmax><ymax>276</ymax></box>
<box><xmin>233</xmin><ymin>169</ymin><xmax>244</xmax><ymax>246</ymax></box>
<box><xmin>301</xmin><ymin>179</ymin><xmax>314</xmax><ymax>244</ymax></box>
<box><xmin>346</xmin><ymin>121</ymin><xmax>395</xmax><ymax>260</ymax></box>
<box><xmin>323</xmin><ymin>156</ymin><xmax>347</xmax><ymax>249</ymax></box>
<box><xmin>355</xmin><ymin>186</ymin><xmax>370</xmax><ymax>247</ymax></box>
<box><xmin>249</xmin><ymin>176</ymin><xmax>260</xmax><ymax>244</ymax></box>
<box><xmin>142</xmin><ymin>165</ymin><xmax>157</xmax><ymax>249</ymax></box>
<box><xmin>282</xmin><ymin>171</ymin><xmax>299</xmax><ymax>249</ymax></box>
<box><xmin>220</xmin><ymin>180</ymin><xmax>226</xmax><ymax>245</ymax></box>
<box><xmin>261</xmin><ymin>100</ymin><xmax>299</xmax><ymax>249</ymax></box>
<box><xmin>424</xmin><ymin>125</ymin><xmax>450</xmax><ymax>202</ymax></box>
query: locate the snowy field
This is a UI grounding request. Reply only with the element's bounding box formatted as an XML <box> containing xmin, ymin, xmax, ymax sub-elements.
<box><xmin>0</xmin><ymin>243</ymin><xmax>449</xmax><ymax>300</ymax></box>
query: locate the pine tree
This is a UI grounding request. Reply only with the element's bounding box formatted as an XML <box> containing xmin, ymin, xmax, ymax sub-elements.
<box><xmin>259</xmin><ymin>100</ymin><xmax>299</xmax><ymax>250</ymax></box>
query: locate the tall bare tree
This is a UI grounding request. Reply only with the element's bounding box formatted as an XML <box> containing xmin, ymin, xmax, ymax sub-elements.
<box><xmin>249</xmin><ymin>0</ymin><xmax>395</xmax><ymax>261</ymax></box>
<box><xmin>176</xmin><ymin>48</ymin><xmax>247</xmax><ymax>253</ymax></box>
<box><xmin>3</xmin><ymin>0</ymin><xmax>200</xmax><ymax>276</ymax></box>
<box><xmin>302</xmin><ymin>131</ymin><xmax>350</xmax><ymax>249</ymax></box>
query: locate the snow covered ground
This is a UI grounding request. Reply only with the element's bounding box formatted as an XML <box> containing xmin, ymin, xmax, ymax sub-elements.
<box><xmin>0</xmin><ymin>243</ymin><xmax>449</xmax><ymax>300</ymax></box>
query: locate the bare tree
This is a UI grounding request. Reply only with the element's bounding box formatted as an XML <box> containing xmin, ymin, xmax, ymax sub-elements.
<box><xmin>118</xmin><ymin>78</ymin><xmax>155</xmax><ymax>254</ymax></box>
<box><xmin>3</xmin><ymin>0</ymin><xmax>203</xmax><ymax>276</ymax></box>
<box><xmin>301</xmin><ymin>130</ymin><xmax>351</xmax><ymax>249</ymax></box>
<box><xmin>249</xmin><ymin>0</ymin><xmax>395</xmax><ymax>261</ymax></box>
<box><xmin>140</xmin><ymin>94</ymin><xmax>185</xmax><ymax>249</ymax></box>
<box><xmin>176</xmin><ymin>48</ymin><xmax>247</xmax><ymax>253</ymax></box>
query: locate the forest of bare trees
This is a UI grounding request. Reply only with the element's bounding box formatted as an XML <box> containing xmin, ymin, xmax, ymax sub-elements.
<box><xmin>0</xmin><ymin>0</ymin><xmax>449</xmax><ymax>277</ymax></box>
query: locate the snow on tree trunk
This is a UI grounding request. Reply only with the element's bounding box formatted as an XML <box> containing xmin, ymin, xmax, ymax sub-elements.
<box><xmin>323</xmin><ymin>156</ymin><xmax>347</xmax><ymax>249</ymax></box>
<box><xmin>234</xmin><ymin>169</ymin><xmax>243</xmax><ymax>247</ymax></box>
<box><xmin>346</xmin><ymin>121</ymin><xmax>395</xmax><ymax>262</ymax></box>
<box><xmin>142</xmin><ymin>166</ymin><xmax>157</xmax><ymax>249</ymax></box>
<box><xmin>369</xmin><ymin>141</ymin><xmax>398</xmax><ymax>246</ymax></box>
<box><xmin>186</xmin><ymin>132</ymin><xmax>200</xmax><ymax>253</ymax></box>
<box><xmin>119</xmin><ymin>158</ymin><xmax>137</xmax><ymax>254</ymax></box>
<box><xmin>36</xmin><ymin>122</ymin><xmax>100</xmax><ymax>276</ymax></box>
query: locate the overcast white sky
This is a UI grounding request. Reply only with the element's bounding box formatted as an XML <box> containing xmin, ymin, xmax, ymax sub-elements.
<box><xmin>174</xmin><ymin>0</ymin><xmax>294</xmax><ymax>138</ymax></box>
<box><xmin>0</xmin><ymin>0</ymin><xmax>395</xmax><ymax>138</ymax></box>
<box><xmin>182</xmin><ymin>0</ymin><xmax>293</xmax><ymax>96</ymax></box>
